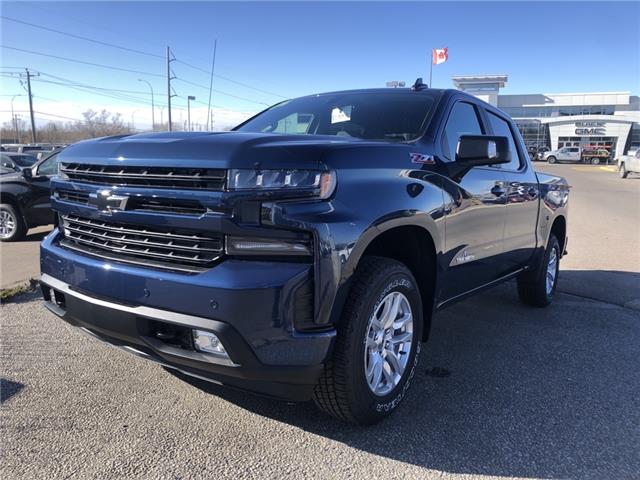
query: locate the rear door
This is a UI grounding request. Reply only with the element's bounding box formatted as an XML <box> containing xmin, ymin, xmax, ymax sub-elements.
<box><xmin>438</xmin><ymin>99</ymin><xmax>507</xmax><ymax>301</ymax></box>
<box><xmin>568</xmin><ymin>147</ymin><xmax>581</xmax><ymax>162</ymax></box>
<box><xmin>484</xmin><ymin>108</ymin><xmax>540</xmax><ymax>274</ymax></box>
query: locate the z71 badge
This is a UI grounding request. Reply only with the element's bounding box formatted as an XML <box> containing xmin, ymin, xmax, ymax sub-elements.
<box><xmin>409</xmin><ymin>153</ymin><xmax>435</xmax><ymax>164</ymax></box>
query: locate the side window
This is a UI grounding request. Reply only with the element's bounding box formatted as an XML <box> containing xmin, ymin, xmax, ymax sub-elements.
<box><xmin>265</xmin><ymin>113</ymin><xmax>314</xmax><ymax>134</ymax></box>
<box><xmin>441</xmin><ymin>102</ymin><xmax>483</xmax><ymax>161</ymax></box>
<box><xmin>37</xmin><ymin>154</ymin><xmax>58</xmax><ymax>176</ymax></box>
<box><xmin>486</xmin><ymin>111</ymin><xmax>522</xmax><ymax>170</ymax></box>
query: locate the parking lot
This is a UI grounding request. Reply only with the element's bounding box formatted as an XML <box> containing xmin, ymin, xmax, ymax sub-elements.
<box><xmin>1</xmin><ymin>163</ymin><xmax>639</xmax><ymax>479</ymax></box>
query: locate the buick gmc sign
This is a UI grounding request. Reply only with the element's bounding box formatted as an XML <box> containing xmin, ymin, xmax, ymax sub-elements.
<box><xmin>575</xmin><ymin>121</ymin><xmax>606</xmax><ymax>135</ymax></box>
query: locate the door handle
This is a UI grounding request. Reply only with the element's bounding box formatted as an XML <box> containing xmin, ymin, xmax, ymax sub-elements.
<box><xmin>491</xmin><ymin>185</ymin><xmax>506</xmax><ymax>196</ymax></box>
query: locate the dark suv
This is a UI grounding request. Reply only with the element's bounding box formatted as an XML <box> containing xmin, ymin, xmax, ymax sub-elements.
<box><xmin>40</xmin><ymin>84</ymin><xmax>569</xmax><ymax>424</ymax></box>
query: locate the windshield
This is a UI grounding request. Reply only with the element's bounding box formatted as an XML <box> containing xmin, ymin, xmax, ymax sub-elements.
<box><xmin>236</xmin><ymin>91</ymin><xmax>437</xmax><ymax>142</ymax></box>
<box><xmin>10</xmin><ymin>154</ymin><xmax>38</xmax><ymax>167</ymax></box>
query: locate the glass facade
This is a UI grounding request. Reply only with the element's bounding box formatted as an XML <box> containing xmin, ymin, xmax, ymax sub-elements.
<box><xmin>501</xmin><ymin>105</ymin><xmax>616</xmax><ymax>118</ymax></box>
<box><xmin>514</xmin><ymin>119</ymin><xmax>550</xmax><ymax>149</ymax></box>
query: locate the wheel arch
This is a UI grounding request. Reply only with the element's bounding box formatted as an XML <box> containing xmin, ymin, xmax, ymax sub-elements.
<box><xmin>550</xmin><ymin>215</ymin><xmax>567</xmax><ymax>256</ymax></box>
<box><xmin>347</xmin><ymin>223</ymin><xmax>439</xmax><ymax>342</ymax></box>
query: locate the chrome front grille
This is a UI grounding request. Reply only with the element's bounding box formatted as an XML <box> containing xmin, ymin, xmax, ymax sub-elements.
<box><xmin>59</xmin><ymin>215</ymin><xmax>223</xmax><ymax>272</ymax></box>
<box><xmin>60</xmin><ymin>163</ymin><xmax>226</xmax><ymax>190</ymax></box>
<box><xmin>55</xmin><ymin>189</ymin><xmax>208</xmax><ymax>216</ymax></box>
<box><xmin>56</xmin><ymin>189</ymin><xmax>90</xmax><ymax>204</ymax></box>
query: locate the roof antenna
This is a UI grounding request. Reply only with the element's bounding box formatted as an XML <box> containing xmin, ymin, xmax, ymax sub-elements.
<box><xmin>411</xmin><ymin>77</ymin><xmax>428</xmax><ymax>91</ymax></box>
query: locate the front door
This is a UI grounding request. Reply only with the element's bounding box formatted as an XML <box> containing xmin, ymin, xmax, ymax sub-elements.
<box><xmin>438</xmin><ymin>100</ymin><xmax>507</xmax><ymax>301</ymax></box>
<box><xmin>23</xmin><ymin>153</ymin><xmax>57</xmax><ymax>226</ymax></box>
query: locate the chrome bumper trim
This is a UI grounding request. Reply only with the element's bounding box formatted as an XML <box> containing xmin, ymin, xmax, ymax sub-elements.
<box><xmin>40</xmin><ymin>273</ymin><xmax>238</xmax><ymax>368</ymax></box>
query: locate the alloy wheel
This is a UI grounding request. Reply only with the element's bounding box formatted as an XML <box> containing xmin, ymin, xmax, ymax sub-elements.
<box><xmin>364</xmin><ymin>291</ymin><xmax>414</xmax><ymax>396</ymax></box>
<box><xmin>0</xmin><ymin>209</ymin><xmax>16</xmax><ymax>239</ymax></box>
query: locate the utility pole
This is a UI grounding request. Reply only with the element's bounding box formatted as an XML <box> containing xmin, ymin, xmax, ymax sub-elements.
<box><xmin>25</xmin><ymin>69</ymin><xmax>37</xmax><ymax>143</ymax></box>
<box><xmin>206</xmin><ymin>40</ymin><xmax>217</xmax><ymax>131</ymax></box>
<box><xmin>166</xmin><ymin>46</ymin><xmax>176</xmax><ymax>131</ymax></box>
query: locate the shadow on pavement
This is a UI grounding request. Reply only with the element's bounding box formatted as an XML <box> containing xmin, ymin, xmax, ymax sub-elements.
<box><xmin>170</xmin><ymin>271</ymin><xmax>640</xmax><ymax>478</ymax></box>
<box><xmin>1</xmin><ymin>378</ymin><xmax>25</xmax><ymax>403</ymax></box>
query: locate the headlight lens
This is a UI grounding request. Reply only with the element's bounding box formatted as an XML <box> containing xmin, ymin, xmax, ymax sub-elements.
<box><xmin>228</xmin><ymin>169</ymin><xmax>336</xmax><ymax>199</ymax></box>
<box><xmin>57</xmin><ymin>161</ymin><xmax>68</xmax><ymax>180</ymax></box>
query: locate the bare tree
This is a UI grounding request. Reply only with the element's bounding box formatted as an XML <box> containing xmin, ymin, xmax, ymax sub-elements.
<box><xmin>1</xmin><ymin>110</ymin><xmax>133</xmax><ymax>145</ymax></box>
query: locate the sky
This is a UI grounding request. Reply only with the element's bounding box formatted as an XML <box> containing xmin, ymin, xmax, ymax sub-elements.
<box><xmin>1</xmin><ymin>1</ymin><xmax>639</xmax><ymax>130</ymax></box>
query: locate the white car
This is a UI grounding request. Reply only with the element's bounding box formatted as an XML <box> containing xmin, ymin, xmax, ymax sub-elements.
<box><xmin>542</xmin><ymin>146</ymin><xmax>581</xmax><ymax>164</ymax></box>
<box><xmin>617</xmin><ymin>149</ymin><xmax>640</xmax><ymax>178</ymax></box>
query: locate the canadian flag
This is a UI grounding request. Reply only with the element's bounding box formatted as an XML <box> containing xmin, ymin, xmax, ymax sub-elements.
<box><xmin>432</xmin><ymin>48</ymin><xmax>448</xmax><ymax>65</ymax></box>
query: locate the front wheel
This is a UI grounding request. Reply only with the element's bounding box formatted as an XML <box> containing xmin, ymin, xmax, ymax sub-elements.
<box><xmin>591</xmin><ymin>157</ymin><xmax>601</xmax><ymax>165</ymax></box>
<box><xmin>0</xmin><ymin>203</ymin><xmax>26</xmax><ymax>242</ymax></box>
<box><xmin>619</xmin><ymin>163</ymin><xmax>628</xmax><ymax>178</ymax></box>
<box><xmin>517</xmin><ymin>234</ymin><xmax>560</xmax><ymax>307</ymax></box>
<box><xmin>314</xmin><ymin>256</ymin><xmax>423</xmax><ymax>425</ymax></box>
<box><xmin>547</xmin><ymin>156</ymin><xmax>557</xmax><ymax>164</ymax></box>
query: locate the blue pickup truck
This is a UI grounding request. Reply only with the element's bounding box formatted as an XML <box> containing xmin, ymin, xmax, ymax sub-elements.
<box><xmin>40</xmin><ymin>83</ymin><xmax>570</xmax><ymax>424</ymax></box>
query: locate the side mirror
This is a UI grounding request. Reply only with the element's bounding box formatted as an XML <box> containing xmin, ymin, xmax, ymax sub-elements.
<box><xmin>22</xmin><ymin>167</ymin><xmax>34</xmax><ymax>180</ymax></box>
<box><xmin>456</xmin><ymin>135</ymin><xmax>511</xmax><ymax>167</ymax></box>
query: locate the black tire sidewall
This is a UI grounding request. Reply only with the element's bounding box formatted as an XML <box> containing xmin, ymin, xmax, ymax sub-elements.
<box><xmin>620</xmin><ymin>164</ymin><xmax>627</xmax><ymax>178</ymax></box>
<box><xmin>346</xmin><ymin>266</ymin><xmax>423</xmax><ymax>422</ymax></box>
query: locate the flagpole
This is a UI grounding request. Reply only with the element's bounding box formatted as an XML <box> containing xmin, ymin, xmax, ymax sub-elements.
<box><xmin>429</xmin><ymin>49</ymin><xmax>433</xmax><ymax>87</ymax></box>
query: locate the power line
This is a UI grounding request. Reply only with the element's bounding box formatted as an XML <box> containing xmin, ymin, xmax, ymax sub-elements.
<box><xmin>174</xmin><ymin>77</ymin><xmax>269</xmax><ymax>106</ymax></box>
<box><xmin>174</xmin><ymin>58</ymin><xmax>287</xmax><ymax>99</ymax></box>
<box><xmin>18</xmin><ymin>3</ymin><xmax>287</xmax><ymax>99</ymax></box>
<box><xmin>1</xmin><ymin>45</ymin><xmax>164</xmax><ymax>78</ymax></box>
<box><xmin>1</xmin><ymin>16</ymin><xmax>164</xmax><ymax>60</ymax></box>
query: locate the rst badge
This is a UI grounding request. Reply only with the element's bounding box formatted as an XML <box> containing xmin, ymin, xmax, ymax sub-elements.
<box><xmin>409</xmin><ymin>153</ymin><xmax>435</xmax><ymax>165</ymax></box>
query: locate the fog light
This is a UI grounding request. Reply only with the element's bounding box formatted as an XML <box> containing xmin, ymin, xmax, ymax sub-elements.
<box><xmin>192</xmin><ymin>329</ymin><xmax>228</xmax><ymax>357</ymax></box>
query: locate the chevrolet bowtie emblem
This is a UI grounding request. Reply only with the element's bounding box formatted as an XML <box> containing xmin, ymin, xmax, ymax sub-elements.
<box><xmin>89</xmin><ymin>189</ymin><xmax>129</xmax><ymax>213</ymax></box>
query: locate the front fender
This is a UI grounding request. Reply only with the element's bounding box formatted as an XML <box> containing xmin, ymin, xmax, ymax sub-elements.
<box><xmin>269</xmin><ymin>168</ymin><xmax>446</xmax><ymax>327</ymax></box>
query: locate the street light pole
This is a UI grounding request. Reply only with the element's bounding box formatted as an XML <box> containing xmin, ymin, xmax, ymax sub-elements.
<box><xmin>131</xmin><ymin>109</ymin><xmax>139</xmax><ymax>131</ymax></box>
<box><xmin>138</xmin><ymin>79</ymin><xmax>155</xmax><ymax>131</ymax></box>
<box><xmin>159</xmin><ymin>106</ymin><xmax>164</xmax><ymax>127</ymax></box>
<box><xmin>10</xmin><ymin>95</ymin><xmax>21</xmax><ymax>142</ymax></box>
<box><xmin>187</xmin><ymin>95</ymin><xmax>196</xmax><ymax>132</ymax></box>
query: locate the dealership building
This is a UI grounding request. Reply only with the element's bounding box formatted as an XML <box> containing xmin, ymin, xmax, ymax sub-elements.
<box><xmin>452</xmin><ymin>75</ymin><xmax>640</xmax><ymax>157</ymax></box>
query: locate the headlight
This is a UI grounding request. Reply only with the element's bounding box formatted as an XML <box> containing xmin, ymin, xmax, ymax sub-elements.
<box><xmin>57</xmin><ymin>161</ymin><xmax>68</xmax><ymax>180</ymax></box>
<box><xmin>228</xmin><ymin>169</ymin><xmax>336</xmax><ymax>199</ymax></box>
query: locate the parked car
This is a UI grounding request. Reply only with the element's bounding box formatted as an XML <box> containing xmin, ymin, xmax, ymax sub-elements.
<box><xmin>0</xmin><ymin>152</ymin><xmax>39</xmax><ymax>172</ymax></box>
<box><xmin>0</xmin><ymin>150</ymin><xmax>60</xmax><ymax>241</ymax></box>
<box><xmin>617</xmin><ymin>149</ymin><xmax>640</xmax><ymax>178</ymax></box>
<box><xmin>39</xmin><ymin>84</ymin><xmax>569</xmax><ymax>424</ymax></box>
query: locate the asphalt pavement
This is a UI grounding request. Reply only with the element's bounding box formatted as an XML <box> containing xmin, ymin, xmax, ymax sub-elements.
<box><xmin>0</xmin><ymin>225</ymin><xmax>52</xmax><ymax>289</ymax></box>
<box><xmin>1</xmin><ymin>163</ymin><xmax>639</xmax><ymax>479</ymax></box>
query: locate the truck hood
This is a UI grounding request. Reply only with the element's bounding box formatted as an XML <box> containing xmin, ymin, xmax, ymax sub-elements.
<box><xmin>59</xmin><ymin>131</ymin><xmax>372</xmax><ymax>170</ymax></box>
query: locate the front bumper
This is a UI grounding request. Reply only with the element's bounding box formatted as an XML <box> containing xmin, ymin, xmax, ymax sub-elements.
<box><xmin>40</xmin><ymin>230</ymin><xmax>335</xmax><ymax>401</ymax></box>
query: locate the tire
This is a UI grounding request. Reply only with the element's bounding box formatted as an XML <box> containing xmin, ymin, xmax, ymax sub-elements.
<box><xmin>313</xmin><ymin>256</ymin><xmax>423</xmax><ymax>425</ymax></box>
<box><xmin>547</xmin><ymin>156</ymin><xmax>557</xmax><ymax>164</ymax></box>
<box><xmin>517</xmin><ymin>234</ymin><xmax>560</xmax><ymax>307</ymax></box>
<box><xmin>591</xmin><ymin>157</ymin><xmax>601</xmax><ymax>165</ymax></box>
<box><xmin>619</xmin><ymin>163</ymin><xmax>628</xmax><ymax>178</ymax></box>
<box><xmin>0</xmin><ymin>203</ymin><xmax>26</xmax><ymax>242</ymax></box>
